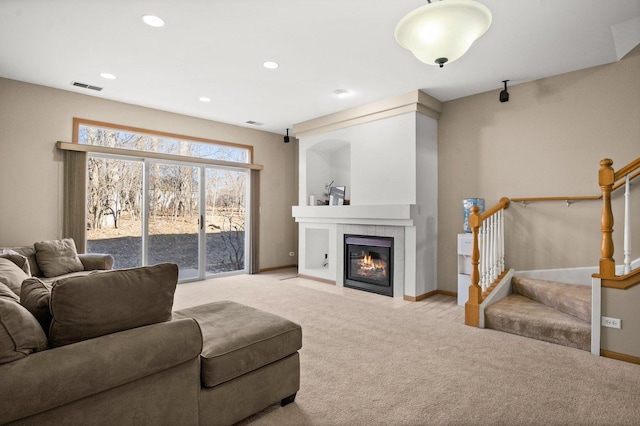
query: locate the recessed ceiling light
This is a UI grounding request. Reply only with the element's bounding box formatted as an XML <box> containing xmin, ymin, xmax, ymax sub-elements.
<box><xmin>199</xmin><ymin>97</ymin><xmax>211</xmax><ymax>103</ymax></box>
<box><xmin>142</xmin><ymin>14</ymin><xmax>165</xmax><ymax>27</ymax></box>
<box><xmin>262</xmin><ymin>61</ymin><xmax>279</xmax><ymax>70</ymax></box>
<box><xmin>99</xmin><ymin>72</ymin><xmax>116</xmax><ymax>80</ymax></box>
<box><xmin>334</xmin><ymin>88</ymin><xmax>351</xmax><ymax>98</ymax></box>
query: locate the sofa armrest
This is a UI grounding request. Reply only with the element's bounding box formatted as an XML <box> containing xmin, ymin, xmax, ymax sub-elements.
<box><xmin>0</xmin><ymin>318</ymin><xmax>202</xmax><ymax>424</ymax></box>
<box><xmin>78</xmin><ymin>253</ymin><xmax>114</xmax><ymax>271</ymax></box>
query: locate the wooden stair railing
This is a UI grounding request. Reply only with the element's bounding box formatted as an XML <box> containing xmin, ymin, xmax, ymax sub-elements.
<box><xmin>465</xmin><ymin>197</ymin><xmax>510</xmax><ymax>327</ymax></box>
<box><xmin>464</xmin><ymin>157</ymin><xmax>639</xmax><ymax>327</ymax></box>
<box><xmin>594</xmin><ymin>157</ymin><xmax>640</xmax><ymax>289</ymax></box>
<box><xmin>509</xmin><ymin>169</ymin><xmax>640</xmax><ymax>206</ymax></box>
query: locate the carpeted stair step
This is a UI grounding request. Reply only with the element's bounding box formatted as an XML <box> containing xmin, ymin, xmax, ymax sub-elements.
<box><xmin>512</xmin><ymin>276</ymin><xmax>591</xmax><ymax>323</ymax></box>
<box><xmin>485</xmin><ymin>294</ymin><xmax>591</xmax><ymax>351</ymax></box>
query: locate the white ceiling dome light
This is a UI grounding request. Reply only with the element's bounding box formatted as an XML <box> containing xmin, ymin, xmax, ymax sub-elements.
<box><xmin>395</xmin><ymin>0</ymin><xmax>492</xmax><ymax>68</ymax></box>
<box><xmin>142</xmin><ymin>14</ymin><xmax>165</xmax><ymax>27</ymax></box>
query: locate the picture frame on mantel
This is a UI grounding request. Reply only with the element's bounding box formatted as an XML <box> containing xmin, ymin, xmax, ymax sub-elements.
<box><xmin>329</xmin><ymin>186</ymin><xmax>345</xmax><ymax>206</ymax></box>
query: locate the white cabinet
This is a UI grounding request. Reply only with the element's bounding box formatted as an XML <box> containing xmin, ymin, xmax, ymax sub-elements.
<box><xmin>457</xmin><ymin>233</ymin><xmax>473</xmax><ymax>306</ymax></box>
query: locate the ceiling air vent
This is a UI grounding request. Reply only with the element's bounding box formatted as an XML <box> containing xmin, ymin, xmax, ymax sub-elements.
<box><xmin>72</xmin><ymin>81</ymin><xmax>103</xmax><ymax>91</ymax></box>
<box><xmin>245</xmin><ymin>120</ymin><xmax>264</xmax><ymax>126</ymax></box>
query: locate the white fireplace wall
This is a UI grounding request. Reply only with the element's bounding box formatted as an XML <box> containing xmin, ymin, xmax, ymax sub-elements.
<box><xmin>414</xmin><ymin>113</ymin><xmax>438</xmax><ymax>296</ymax></box>
<box><xmin>300</xmin><ymin>113</ymin><xmax>417</xmax><ymax>206</ymax></box>
<box><xmin>294</xmin><ymin>108</ymin><xmax>438</xmax><ymax>298</ymax></box>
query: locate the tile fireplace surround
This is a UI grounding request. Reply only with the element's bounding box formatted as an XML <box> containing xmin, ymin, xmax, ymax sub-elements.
<box><xmin>292</xmin><ymin>207</ymin><xmax>409</xmax><ymax>298</ymax></box>
<box><xmin>292</xmin><ymin>91</ymin><xmax>441</xmax><ymax>300</ymax></box>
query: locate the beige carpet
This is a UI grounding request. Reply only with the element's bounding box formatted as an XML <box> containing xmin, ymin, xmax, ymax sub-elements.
<box><xmin>173</xmin><ymin>269</ymin><xmax>640</xmax><ymax>426</ymax></box>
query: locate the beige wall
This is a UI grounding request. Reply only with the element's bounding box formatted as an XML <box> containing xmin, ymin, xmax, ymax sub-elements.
<box><xmin>602</xmin><ymin>285</ymin><xmax>640</xmax><ymax>358</ymax></box>
<box><xmin>438</xmin><ymin>45</ymin><xmax>640</xmax><ymax>293</ymax></box>
<box><xmin>0</xmin><ymin>78</ymin><xmax>298</xmax><ymax>270</ymax></box>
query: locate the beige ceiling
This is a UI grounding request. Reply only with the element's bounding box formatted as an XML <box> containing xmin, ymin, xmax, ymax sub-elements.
<box><xmin>1</xmin><ymin>0</ymin><xmax>639</xmax><ymax>135</ymax></box>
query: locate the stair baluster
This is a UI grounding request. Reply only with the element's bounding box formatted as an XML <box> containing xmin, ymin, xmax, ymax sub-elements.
<box><xmin>490</xmin><ymin>213</ymin><xmax>497</xmax><ymax>284</ymax></box>
<box><xmin>623</xmin><ymin>174</ymin><xmax>631</xmax><ymax>275</ymax></box>
<box><xmin>479</xmin><ymin>223</ymin><xmax>485</xmax><ymax>290</ymax></box>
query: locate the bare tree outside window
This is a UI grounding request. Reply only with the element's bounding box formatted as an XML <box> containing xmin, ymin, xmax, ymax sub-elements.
<box><xmin>80</xmin><ymin>124</ymin><xmax>249</xmax><ymax>276</ymax></box>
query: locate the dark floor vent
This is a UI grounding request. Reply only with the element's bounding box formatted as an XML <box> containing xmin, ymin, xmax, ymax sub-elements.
<box><xmin>72</xmin><ymin>81</ymin><xmax>103</xmax><ymax>91</ymax></box>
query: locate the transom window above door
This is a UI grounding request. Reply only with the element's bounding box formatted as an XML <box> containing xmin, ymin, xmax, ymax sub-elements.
<box><xmin>74</xmin><ymin>118</ymin><xmax>252</xmax><ymax>164</ymax></box>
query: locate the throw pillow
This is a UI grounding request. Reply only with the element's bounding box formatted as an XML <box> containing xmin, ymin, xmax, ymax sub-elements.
<box><xmin>0</xmin><ymin>251</ymin><xmax>31</xmax><ymax>276</ymax></box>
<box><xmin>20</xmin><ymin>278</ymin><xmax>53</xmax><ymax>335</ymax></box>
<box><xmin>49</xmin><ymin>263</ymin><xmax>178</xmax><ymax>348</ymax></box>
<box><xmin>0</xmin><ymin>297</ymin><xmax>48</xmax><ymax>364</ymax></box>
<box><xmin>0</xmin><ymin>258</ymin><xmax>29</xmax><ymax>297</ymax></box>
<box><xmin>34</xmin><ymin>238</ymin><xmax>84</xmax><ymax>278</ymax></box>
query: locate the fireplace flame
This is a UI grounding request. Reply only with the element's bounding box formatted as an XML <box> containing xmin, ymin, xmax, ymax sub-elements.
<box><xmin>358</xmin><ymin>254</ymin><xmax>387</xmax><ymax>278</ymax></box>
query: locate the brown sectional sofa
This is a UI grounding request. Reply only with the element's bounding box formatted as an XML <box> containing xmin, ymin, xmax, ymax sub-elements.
<box><xmin>0</xmin><ymin>240</ymin><xmax>302</xmax><ymax>425</ymax></box>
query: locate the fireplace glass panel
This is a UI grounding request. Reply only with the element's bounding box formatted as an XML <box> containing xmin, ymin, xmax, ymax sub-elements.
<box><xmin>344</xmin><ymin>235</ymin><xmax>393</xmax><ymax>296</ymax></box>
<box><xmin>348</xmin><ymin>248</ymin><xmax>389</xmax><ymax>284</ymax></box>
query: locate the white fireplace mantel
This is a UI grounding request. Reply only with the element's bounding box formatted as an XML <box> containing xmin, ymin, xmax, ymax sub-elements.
<box><xmin>292</xmin><ymin>204</ymin><xmax>418</xmax><ymax>226</ymax></box>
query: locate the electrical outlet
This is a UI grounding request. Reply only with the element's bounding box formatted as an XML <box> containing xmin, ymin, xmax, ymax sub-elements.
<box><xmin>601</xmin><ymin>316</ymin><xmax>622</xmax><ymax>329</ymax></box>
<box><xmin>289</xmin><ymin>252</ymin><xmax>295</xmax><ymax>257</ymax></box>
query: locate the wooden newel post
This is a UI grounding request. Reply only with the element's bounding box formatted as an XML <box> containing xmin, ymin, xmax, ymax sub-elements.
<box><xmin>465</xmin><ymin>206</ymin><xmax>482</xmax><ymax>327</ymax></box>
<box><xmin>599</xmin><ymin>158</ymin><xmax>615</xmax><ymax>277</ymax></box>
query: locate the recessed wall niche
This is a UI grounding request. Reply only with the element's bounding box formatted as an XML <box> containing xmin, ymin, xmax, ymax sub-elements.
<box><xmin>305</xmin><ymin>228</ymin><xmax>330</xmax><ymax>269</ymax></box>
<box><xmin>306</xmin><ymin>140</ymin><xmax>351</xmax><ymax>205</ymax></box>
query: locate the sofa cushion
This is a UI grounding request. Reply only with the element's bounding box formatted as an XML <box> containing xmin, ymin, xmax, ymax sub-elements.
<box><xmin>49</xmin><ymin>263</ymin><xmax>178</xmax><ymax>348</ymax></box>
<box><xmin>38</xmin><ymin>270</ymin><xmax>93</xmax><ymax>284</ymax></box>
<box><xmin>21</xmin><ymin>272</ymin><xmax>104</xmax><ymax>334</ymax></box>
<box><xmin>173</xmin><ymin>300</ymin><xmax>302</xmax><ymax>388</ymax></box>
<box><xmin>0</xmin><ymin>295</ymin><xmax>48</xmax><ymax>364</ymax></box>
<box><xmin>20</xmin><ymin>277</ymin><xmax>53</xmax><ymax>335</ymax></box>
<box><xmin>8</xmin><ymin>246</ymin><xmax>41</xmax><ymax>278</ymax></box>
<box><xmin>78</xmin><ymin>253</ymin><xmax>115</xmax><ymax>271</ymax></box>
<box><xmin>34</xmin><ymin>238</ymin><xmax>84</xmax><ymax>278</ymax></box>
<box><xmin>0</xmin><ymin>257</ymin><xmax>29</xmax><ymax>297</ymax></box>
<box><xmin>0</xmin><ymin>283</ymin><xmax>19</xmax><ymax>302</ymax></box>
<box><xmin>0</xmin><ymin>250</ymin><xmax>31</xmax><ymax>276</ymax></box>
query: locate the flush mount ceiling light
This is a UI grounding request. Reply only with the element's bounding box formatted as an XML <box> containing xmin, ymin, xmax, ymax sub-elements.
<box><xmin>199</xmin><ymin>96</ymin><xmax>211</xmax><ymax>103</ymax></box>
<box><xmin>99</xmin><ymin>72</ymin><xmax>116</xmax><ymax>80</ymax></box>
<box><xmin>395</xmin><ymin>0</ymin><xmax>491</xmax><ymax>68</ymax></box>
<box><xmin>142</xmin><ymin>14</ymin><xmax>165</xmax><ymax>27</ymax></box>
<box><xmin>262</xmin><ymin>61</ymin><xmax>279</xmax><ymax>69</ymax></box>
<box><xmin>334</xmin><ymin>88</ymin><xmax>351</xmax><ymax>98</ymax></box>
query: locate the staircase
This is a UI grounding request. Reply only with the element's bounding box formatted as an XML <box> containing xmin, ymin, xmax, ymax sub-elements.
<box><xmin>484</xmin><ymin>277</ymin><xmax>591</xmax><ymax>351</ymax></box>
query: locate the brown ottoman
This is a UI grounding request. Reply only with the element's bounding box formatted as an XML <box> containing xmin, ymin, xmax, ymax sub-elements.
<box><xmin>173</xmin><ymin>301</ymin><xmax>302</xmax><ymax>426</ymax></box>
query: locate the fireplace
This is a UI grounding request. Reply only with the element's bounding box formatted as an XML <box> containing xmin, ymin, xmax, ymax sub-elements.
<box><xmin>344</xmin><ymin>235</ymin><xmax>393</xmax><ymax>296</ymax></box>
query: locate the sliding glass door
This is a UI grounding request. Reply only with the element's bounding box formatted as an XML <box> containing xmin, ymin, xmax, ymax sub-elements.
<box><xmin>205</xmin><ymin>167</ymin><xmax>247</xmax><ymax>274</ymax></box>
<box><xmin>86</xmin><ymin>155</ymin><xmax>143</xmax><ymax>269</ymax></box>
<box><xmin>87</xmin><ymin>155</ymin><xmax>248</xmax><ymax>281</ymax></box>
<box><xmin>147</xmin><ymin>161</ymin><xmax>201</xmax><ymax>280</ymax></box>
